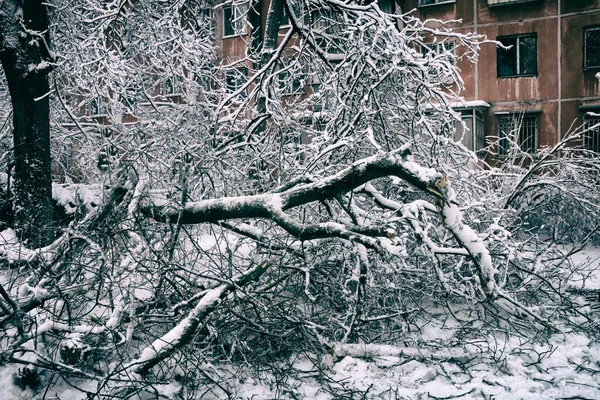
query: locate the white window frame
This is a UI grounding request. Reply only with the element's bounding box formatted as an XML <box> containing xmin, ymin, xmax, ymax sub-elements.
<box><xmin>455</xmin><ymin>108</ymin><xmax>486</xmax><ymax>157</ymax></box>
<box><xmin>222</xmin><ymin>3</ymin><xmax>248</xmax><ymax>38</ymax></box>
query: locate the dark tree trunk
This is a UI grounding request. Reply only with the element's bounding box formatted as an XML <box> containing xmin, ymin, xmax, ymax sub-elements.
<box><xmin>0</xmin><ymin>0</ymin><xmax>54</xmax><ymax>246</ymax></box>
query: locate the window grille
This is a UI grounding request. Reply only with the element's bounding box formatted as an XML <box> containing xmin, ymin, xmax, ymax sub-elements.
<box><xmin>497</xmin><ymin>34</ymin><xmax>537</xmax><ymax>77</ymax></box>
<box><xmin>584</xmin><ymin>114</ymin><xmax>600</xmax><ymax>153</ymax></box>
<box><xmin>497</xmin><ymin>114</ymin><xmax>538</xmax><ymax>155</ymax></box>
<box><xmin>223</xmin><ymin>3</ymin><xmax>248</xmax><ymax>38</ymax></box>
<box><xmin>584</xmin><ymin>26</ymin><xmax>600</xmax><ymax>70</ymax></box>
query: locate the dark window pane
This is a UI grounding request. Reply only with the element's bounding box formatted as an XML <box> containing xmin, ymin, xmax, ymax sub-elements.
<box><xmin>497</xmin><ymin>37</ymin><xmax>517</xmax><ymax>76</ymax></box>
<box><xmin>420</xmin><ymin>0</ymin><xmax>436</xmax><ymax>5</ymax></box>
<box><xmin>225</xmin><ymin>67</ymin><xmax>247</xmax><ymax>92</ymax></box>
<box><xmin>585</xmin><ymin>27</ymin><xmax>600</xmax><ymax>69</ymax></box>
<box><xmin>519</xmin><ymin>36</ymin><xmax>537</xmax><ymax>75</ymax></box>
<box><xmin>224</xmin><ymin>7</ymin><xmax>234</xmax><ymax>37</ymax></box>
<box><xmin>497</xmin><ymin>116</ymin><xmax>511</xmax><ymax>155</ymax></box>
<box><xmin>281</xmin><ymin>7</ymin><xmax>289</xmax><ymax>25</ymax></box>
<box><xmin>379</xmin><ymin>0</ymin><xmax>394</xmax><ymax>14</ymax></box>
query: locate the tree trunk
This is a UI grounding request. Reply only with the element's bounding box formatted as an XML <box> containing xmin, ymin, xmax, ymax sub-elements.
<box><xmin>0</xmin><ymin>0</ymin><xmax>54</xmax><ymax>246</ymax></box>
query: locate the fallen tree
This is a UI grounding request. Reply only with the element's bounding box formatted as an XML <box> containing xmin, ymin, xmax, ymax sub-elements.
<box><xmin>0</xmin><ymin>0</ymin><xmax>599</xmax><ymax>398</ymax></box>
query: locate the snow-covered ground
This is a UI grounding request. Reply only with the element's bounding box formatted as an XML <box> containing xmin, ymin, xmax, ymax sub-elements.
<box><xmin>1</xmin><ymin>247</ymin><xmax>599</xmax><ymax>399</ymax></box>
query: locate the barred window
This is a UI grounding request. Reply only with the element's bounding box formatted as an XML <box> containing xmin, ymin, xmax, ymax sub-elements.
<box><xmin>584</xmin><ymin>114</ymin><xmax>600</xmax><ymax>153</ymax></box>
<box><xmin>497</xmin><ymin>34</ymin><xmax>537</xmax><ymax>77</ymax></box>
<box><xmin>497</xmin><ymin>114</ymin><xmax>538</xmax><ymax>155</ymax></box>
<box><xmin>584</xmin><ymin>26</ymin><xmax>600</xmax><ymax>70</ymax></box>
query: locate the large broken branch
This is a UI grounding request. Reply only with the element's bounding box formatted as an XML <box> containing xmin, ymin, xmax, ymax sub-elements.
<box><xmin>141</xmin><ymin>149</ymin><xmax>444</xmax><ymax>225</ymax></box>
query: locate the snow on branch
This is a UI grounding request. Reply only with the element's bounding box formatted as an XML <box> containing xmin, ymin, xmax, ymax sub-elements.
<box><xmin>141</xmin><ymin>149</ymin><xmax>444</xmax><ymax>225</ymax></box>
<box><xmin>121</xmin><ymin>261</ymin><xmax>270</xmax><ymax>376</ymax></box>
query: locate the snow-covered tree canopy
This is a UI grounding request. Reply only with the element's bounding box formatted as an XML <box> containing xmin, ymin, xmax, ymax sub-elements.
<box><xmin>1</xmin><ymin>0</ymin><xmax>600</xmax><ymax>398</ymax></box>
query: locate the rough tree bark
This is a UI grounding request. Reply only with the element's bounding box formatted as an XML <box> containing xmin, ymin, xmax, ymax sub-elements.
<box><xmin>0</xmin><ymin>0</ymin><xmax>54</xmax><ymax>246</ymax></box>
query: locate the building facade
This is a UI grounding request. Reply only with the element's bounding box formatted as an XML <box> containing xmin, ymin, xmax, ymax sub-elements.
<box><xmin>216</xmin><ymin>0</ymin><xmax>600</xmax><ymax>158</ymax></box>
<box><xmin>407</xmin><ymin>0</ymin><xmax>600</xmax><ymax>157</ymax></box>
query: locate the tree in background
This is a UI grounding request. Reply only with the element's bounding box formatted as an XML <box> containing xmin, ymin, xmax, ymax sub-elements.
<box><xmin>0</xmin><ymin>0</ymin><xmax>599</xmax><ymax>398</ymax></box>
<box><xmin>0</xmin><ymin>0</ymin><xmax>54</xmax><ymax>246</ymax></box>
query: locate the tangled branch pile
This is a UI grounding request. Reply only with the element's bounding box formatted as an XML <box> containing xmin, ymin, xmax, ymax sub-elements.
<box><xmin>0</xmin><ymin>0</ymin><xmax>599</xmax><ymax>398</ymax></box>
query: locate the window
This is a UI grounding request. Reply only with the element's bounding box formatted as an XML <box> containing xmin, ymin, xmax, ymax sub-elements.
<box><xmin>583</xmin><ymin>113</ymin><xmax>600</xmax><ymax>153</ymax></box>
<box><xmin>455</xmin><ymin>109</ymin><xmax>486</xmax><ymax>156</ymax></box>
<box><xmin>225</xmin><ymin>67</ymin><xmax>248</xmax><ymax>93</ymax></box>
<box><xmin>166</xmin><ymin>76</ymin><xmax>184</xmax><ymax>96</ymax></box>
<box><xmin>584</xmin><ymin>26</ymin><xmax>600</xmax><ymax>70</ymax></box>
<box><xmin>90</xmin><ymin>97</ymin><xmax>108</xmax><ymax>116</ymax></box>
<box><xmin>497</xmin><ymin>113</ymin><xmax>538</xmax><ymax>155</ymax></box>
<box><xmin>422</xmin><ymin>40</ymin><xmax>456</xmax><ymax>64</ymax></box>
<box><xmin>223</xmin><ymin>3</ymin><xmax>248</xmax><ymax>38</ymax></box>
<box><xmin>497</xmin><ymin>34</ymin><xmax>537</xmax><ymax>77</ymax></box>
<box><xmin>278</xmin><ymin>59</ymin><xmax>305</xmax><ymax>96</ymax></box>
<box><xmin>120</xmin><ymin>87</ymin><xmax>138</xmax><ymax>113</ymax></box>
<box><xmin>379</xmin><ymin>0</ymin><xmax>396</xmax><ymax>14</ymax></box>
<box><xmin>280</xmin><ymin>7</ymin><xmax>290</xmax><ymax>27</ymax></box>
<box><xmin>312</xmin><ymin>10</ymin><xmax>330</xmax><ymax>33</ymax></box>
<box><xmin>419</xmin><ymin>0</ymin><xmax>454</xmax><ymax>6</ymax></box>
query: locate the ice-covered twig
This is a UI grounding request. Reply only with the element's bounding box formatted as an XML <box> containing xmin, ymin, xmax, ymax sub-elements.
<box><xmin>119</xmin><ymin>261</ymin><xmax>271</xmax><ymax>376</ymax></box>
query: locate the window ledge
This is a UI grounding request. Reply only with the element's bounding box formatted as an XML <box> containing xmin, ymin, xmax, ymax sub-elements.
<box><xmin>418</xmin><ymin>1</ymin><xmax>456</xmax><ymax>8</ymax></box>
<box><xmin>497</xmin><ymin>73</ymin><xmax>538</xmax><ymax>79</ymax></box>
<box><xmin>494</xmin><ymin>109</ymin><xmax>542</xmax><ymax>115</ymax></box>
<box><xmin>488</xmin><ymin>0</ymin><xmax>541</xmax><ymax>7</ymax></box>
<box><xmin>222</xmin><ymin>33</ymin><xmax>247</xmax><ymax>39</ymax></box>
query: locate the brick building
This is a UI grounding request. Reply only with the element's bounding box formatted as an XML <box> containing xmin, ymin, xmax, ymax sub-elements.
<box><xmin>216</xmin><ymin>0</ymin><xmax>600</xmax><ymax>157</ymax></box>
